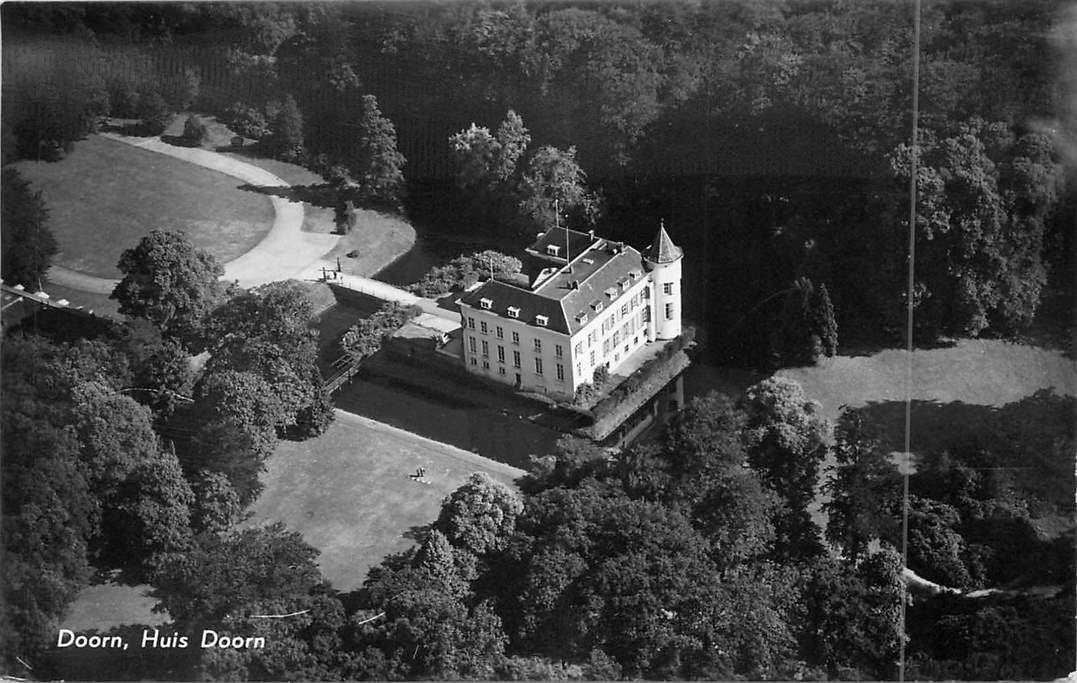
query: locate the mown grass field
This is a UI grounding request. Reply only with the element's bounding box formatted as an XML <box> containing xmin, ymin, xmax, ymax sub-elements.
<box><xmin>245</xmin><ymin>410</ymin><xmax>524</xmax><ymax>591</ymax></box>
<box><xmin>13</xmin><ymin>134</ymin><xmax>274</xmax><ymax>278</ymax></box>
<box><xmin>779</xmin><ymin>338</ymin><xmax>1076</xmax><ymax>422</ymax></box>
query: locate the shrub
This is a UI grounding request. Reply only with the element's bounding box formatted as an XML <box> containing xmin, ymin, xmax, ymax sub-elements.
<box><xmin>161</xmin><ymin>68</ymin><xmax>201</xmax><ymax>111</ymax></box>
<box><xmin>267</xmin><ymin>94</ymin><xmax>304</xmax><ymax>161</ymax></box>
<box><xmin>340</xmin><ymin>302</ymin><xmax>419</xmax><ymax>360</ymax></box>
<box><xmin>592</xmin><ymin>364</ymin><xmax>610</xmax><ymax>388</ymax></box>
<box><xmin>574</xmin><ymin>382</ymin><xmax>597</xmax><ymax>406</ymax></box>
<box><xmin>182</xmin><ymin>115</ymin><xmax>209</xmax><ymax>146</ymax></box>
<box><xmin>407</xmin><ymin>251</ymin><xmax>523</xmax><ymax>298</ymax></box>
<box><xmin>137</xmin><ymin>91</ymin><xmax>172</xmax><ymax>136</ymax></box>
<box><xmin>224</xmin><ymin>102</ymin><xmax>269</xmax><ymax>140</ymax></box>
<box><xmin>109</xmin><ymin>79</ymin><xmax>143</xmax><ymax>118</ymax></box>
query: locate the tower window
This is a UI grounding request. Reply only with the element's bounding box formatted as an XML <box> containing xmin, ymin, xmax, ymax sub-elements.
<box><xmin>663</xmin><ymin>283</ymin><xmax>674</xmax><ymax>295</ymax></box>
<box><xmin>665</xmin><ymin>303</ymin><xmax>674</xmax><ymax>320</ymax></box>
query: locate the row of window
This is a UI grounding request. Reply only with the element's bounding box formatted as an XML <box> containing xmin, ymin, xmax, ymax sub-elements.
<box><xmin>465</xmin><ymin>317</ymin><xmax>565</xmax><ymax>356</ymax></box>
<box><xmin>469</xmin><ymin>355</ymin><xmax>565</xmax><ymax>381</ymax></box>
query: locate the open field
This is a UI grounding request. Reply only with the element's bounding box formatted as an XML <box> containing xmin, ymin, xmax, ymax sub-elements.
<box><xmin>779</xmin><ymin>338</ymin><xmax>1077</xmax><ymax>422</ymax></box>
<box><xmin>60</xmin><ymin>583</ymin><xmax>165</xmax><ymax>632</ymax></box>
<box><xmin>245</xmin><ymin>410</ymin><xmax>524</xmax><ymax>591</ymax></box>
<box><xmin>13</xmin><ymin>135</ymin><xmax>274</xmax><ymax>278</ymax></box>
<box><xmin>773</xmin><ymin>339</ymin><xmax>1077</xmax><ymax>533</ymax></box>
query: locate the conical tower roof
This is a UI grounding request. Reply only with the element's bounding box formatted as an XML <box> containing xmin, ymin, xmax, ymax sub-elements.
<box><xmin>646</xmin><ymin>222</ymin><xmax>682</xmax><ymax>264</ymax></box>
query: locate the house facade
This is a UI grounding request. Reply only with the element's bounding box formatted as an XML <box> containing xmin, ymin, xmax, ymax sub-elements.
<box><xmin>457</xmin><ymin>225</ymin><xmax>683</xmax><ymax>400</ymax></box>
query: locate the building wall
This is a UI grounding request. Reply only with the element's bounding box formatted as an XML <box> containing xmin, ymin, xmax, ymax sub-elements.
<box><xmin>459</xmin><ymin>272</ymin><xmax>659</xmax><ymax>400</ymax></box>
<box><xmin>647</xmin><ymin>257</ymin><xmax>683</xmax><ymax>340</ymax></box>
<box><xmin>460</xmin><ymin>305</ymin><xmax>575</xmax><ymax>397</ymax></box>
<box><xmin>567</xmin><ymin>275</ymin><xmax>654</xmax><ymax>392</ymax></box>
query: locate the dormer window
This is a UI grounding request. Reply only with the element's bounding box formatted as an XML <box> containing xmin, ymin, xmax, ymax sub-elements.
<box><xmin>577</xmin><ymin>312</ymin><xmax>589</xmax><ymax>324</ymax></box>
<box><xmin>546</xmin><ymin>244</ymin><xmax>561</xmax><ymax>256</ymax></box>
<box><xmin>479</xmin><ymin>297</ymin><xmax>493</xmax><ymax>310</ymax></box>
<box><xmin>535</xmin><ymin>314</ymin><xmax>549</xmax><ymax>327</ymax></box>
<box><xmin>618</xmin><ymin>279</ymin><xmax>629</xmax><ymax>293</ymax></box>
<box><xmin>507</xmin><ymin>306</ymin><xmax>521</xmax><ymax>319</ymax></box>
<box><xmin>591</xmin><ymin>300</ymin><xmax>604</xmax><ymax>312</ymax></box>
<box><xmin>605</xmin><ymin>287</ymin><xmax>618</xmax><ymax>299</ymax></box>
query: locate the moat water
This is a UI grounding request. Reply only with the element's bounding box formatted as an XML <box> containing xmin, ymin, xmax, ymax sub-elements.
<box><xmin>323</xmin><ymin>233</ymin><xmax>761</xmax><ymax>467</ymax></box>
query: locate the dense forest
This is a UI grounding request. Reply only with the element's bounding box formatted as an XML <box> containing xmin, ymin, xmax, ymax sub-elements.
<box><xmin>3</xmin><ymin>0</ymin><xmax>1074</xmax><ymax>363</ymax></box>
<box><xmin>2</xmin><ymin>1</ymin><xmax>1075</xmax><ymax>680</ymax></box>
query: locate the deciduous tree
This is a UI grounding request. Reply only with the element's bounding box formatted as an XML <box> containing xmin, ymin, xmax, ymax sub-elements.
<box><xmin>111</xmin><ymin>230</ymin><xmax>225</xmax><ymax>351</ymax></box>
<box><xmin>741</xmin><ymin>377</ymin><xmax>831</xmax><ymax>558</ymax></box>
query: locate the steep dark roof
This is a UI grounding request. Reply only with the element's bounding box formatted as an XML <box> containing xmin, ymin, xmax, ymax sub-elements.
<box><xmin>537</xmin><ymin>243</ymin><xmax>646</xmax><ymax>336</ymax></box>
<box><xmin>460</xmin><ymin>239</ymin><xmax>650</xmax><ymax>337</ymax></box>
<box><xmin>646</xmin><ymin>225</ymin><xmax>682</xmax><ymax>263</ymax></box>
<box><xmin>459</xmin><ymin>279</ymin><xmax>570</xmax><ymax>334</ymax></box>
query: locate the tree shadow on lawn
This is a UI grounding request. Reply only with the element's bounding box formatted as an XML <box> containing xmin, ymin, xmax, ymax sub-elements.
<box><xmin>239</xmin><ymin>182</ymin><xmax>340</xmax><ymax>211</ymax></box>
<box><xmin>849</xmin><ymin>389</ymin><xmax>1075</xmax><ymax>512</ymax></box>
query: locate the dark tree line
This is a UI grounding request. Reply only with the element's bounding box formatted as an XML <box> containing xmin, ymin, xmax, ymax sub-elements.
<box><xmin>3</xmin><ymin>0</ymin><xmax>1071</xmax><ymax>363</ymax></box>
<box><xmin>0</xmin><ymin>231</ymin><xmax>335</xmax><ymax>675</ymax></box>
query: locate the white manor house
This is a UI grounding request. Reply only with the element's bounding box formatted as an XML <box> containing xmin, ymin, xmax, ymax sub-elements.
<box><xmin>457</xmin><ymin>224</ymin><xmax>683</xmax><ymax>400</ymax></box>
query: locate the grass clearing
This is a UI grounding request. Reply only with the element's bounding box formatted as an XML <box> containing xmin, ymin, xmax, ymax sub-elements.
<box><xmin>13</xmin><ymin>135</ymin><xmax>274</xmax><ymax>278</ymax></box>
<box><xmin>779</xmin><ymin>338</ymin><xmax>1076</xmax><ymax>423</ymax></box>
<box><xmin>775</xmin><ymin>339</ymin><xmax>1076</xmax><ymax>533</ymax></box>
<box><xmin>61</xmin><ymin>583</ymin><xmax>165</xmax><ymax>631</ymax></box>
<box><xmin>246</xmin><ymin>410</ymin><xmax>524</xmax><ymax>591</ymax></box>
<box><xmin>327</xmin><ymin>210</ymin><xmax>416</xmax><ymax>278</ymax></box>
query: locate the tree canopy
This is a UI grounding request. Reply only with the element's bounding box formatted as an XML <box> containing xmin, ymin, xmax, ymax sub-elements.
<box><xmin>110</xmin><ymin>230</ymin><xmax>226</xmax><ymax>351</ymax></box>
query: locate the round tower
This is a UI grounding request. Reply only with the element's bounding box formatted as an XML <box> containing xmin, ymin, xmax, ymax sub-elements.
<box><xmin>643</xmin><ymin>222</ymin><xmax>683</xmax><ymax>340</ymax></box>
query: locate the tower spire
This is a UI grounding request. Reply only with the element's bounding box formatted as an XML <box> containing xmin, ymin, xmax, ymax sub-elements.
<box><xmin>647</xmin><ymin>220</ymin><xmax>682</xmax><ymax>264</ymax></box>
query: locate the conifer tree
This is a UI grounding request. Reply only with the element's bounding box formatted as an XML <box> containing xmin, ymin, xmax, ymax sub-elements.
<box><xmin>346</xmin><ymin>94</ymin><xmax>406</xmax><ymax>207</ymax></box>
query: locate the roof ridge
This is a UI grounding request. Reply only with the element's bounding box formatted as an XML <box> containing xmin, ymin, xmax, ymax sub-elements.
<box><xmin>647</xmin><ymin>224</ymin><xmax>682</xmax><ymax>263</ymax></box>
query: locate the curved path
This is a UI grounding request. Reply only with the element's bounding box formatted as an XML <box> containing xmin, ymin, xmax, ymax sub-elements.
<box><xmin>48</xmin><ymin>132</ymin><xmax>339</xmax><ymax>291</ymax></box>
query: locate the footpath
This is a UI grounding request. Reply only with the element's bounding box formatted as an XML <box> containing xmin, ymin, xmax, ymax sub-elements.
<box><xmin>48</xmin><ymin>132</ymin><xmax>338</xmax><ymax>291</ymax></box>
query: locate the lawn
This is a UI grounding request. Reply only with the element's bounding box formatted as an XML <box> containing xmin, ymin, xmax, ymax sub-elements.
<box><xmin>774</xmin><ymin>338</ymin><xmax>1077</xmax><ymax>532</ymax></box>
<box><xmin>13</xmin><ymin>134</ymin><xmax>274</xmax><ymax>278</ymax></box>
<box><xmin>61</xmin><ymin>583</ymin><xmax>165</xmax><ymax>632</ymax></box>
<box><xmin>184</xmin><ymin>114</ymin><xmax>416</xmax><ymax>279</ymax></box>
<box><xmin>245</xmin><ymin>410</ymin><xmax>524</xmax><ymax>591</ymax></box>
<box><xmin>779</xmin><ymin>338</ymin><xmax>1077</xmax><ymax>423</ymax></box>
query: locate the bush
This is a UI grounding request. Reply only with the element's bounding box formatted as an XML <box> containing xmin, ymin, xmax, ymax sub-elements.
<box><xmin>137</xmin><ymin>91</ymin><xmax>172</xmax><ymax>136</ymax></box>
<box><xmin>592</xmin><ymin>364</ymin><xmax>610</xmax><ymax>388</ymax></box>
<box><xmin>109</xmin><ymin>79</ymin><xmax>143</xmax><ymax>118</ymax></box>
<box><xmin>161</xmin><ymin>68</ymin><xmax>201</xmax><ymax>111</ymax></box>
<box><xmin>267</xmin><ymin>94</ymin><xmax>304</xmax><ymax>161</ymax></box>
<box><xmin>574</xmin><ymin>382</ymin><xmax>597</xmax><ymax>406</ymax></box>
<box><xmin>182</xmin><ymin>115</ymin><xmax>209</xmax><ymax>146</ymax></box>
<box><xmin>224</xmin><ymin>102</ymin><xmax>269</xmax><ymax>140</ymax></box>
<box><xmin>407</xmin><ymin>251</ymin><xmax>523</xmax><ymax>298</ymax></box>
<box><xmin>340</xmin><ymin>302</ymin><xmax>419</xmax><ymax>360</ymax></box>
